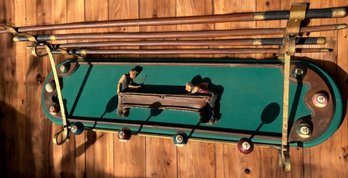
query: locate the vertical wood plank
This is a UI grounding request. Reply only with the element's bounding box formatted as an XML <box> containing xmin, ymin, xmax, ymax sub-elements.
<box><xmin>0</xmin><ymin>1</ymin><xmax>347</xmax><ymax>178</ymax></box>
<box><xmin>51</xmin><ymin>1</ymin><xmax>81</xmax><ymax>178</ymax></box>
<box><xmin>335</xmin><ymin>1</ymin><xmax>348</xmax><ymax>178</ymax></box>
<box><xmin>138</xmin><ymin>1</ymin><xmax>178</xmax><ymax>177</ymax></box>
<box><xmin>213</xmin><ymin>1</ymin><xmax>257</xmax><ymax>177</ymax></box>
<box><xmin>114</xmin><ymin>136</ymin><xmax>146</xmax><ymax>177</ymax></box>
<box><xmin>304</xmin><ymin>0</ymin><xmax>348</xmax><ymax>178</ymax></box>
<box><xmin>49</xmin><ymin>0</ymin><xmax>66</xmax><ymax>177</ymax></box>
<box><xmin>176</xmin><ymin>1</ymin><xmax>215</xmax><ymax>177</ymax></box>
<box><xmin>66</xmin><ymin>1</ymin><xmax>86</xmax><ymax>178</ymax></box>
<box><xmin>108</xmin><ymin>0</ymin><xmax>139</xmax><ymax>58</ymax></box>
<box><xmin>84</xmin><ymin>1</ymin><xmax>115</xmax><ymax>178</ymax></box>
<box><xmin>257</xmin><ymin>1</ymin><xmax>304</xmax><ymax>177</ymax></box>
<box><xmin>255</xmin><ymin>0</ymin><xmax>281</xmax><ymax>59</ymax></box>
<box><xmin>298</xmin><ymin>0</ymin><xmax>320</xmax><ymax>61</ymax></box>
<box><xmin>13</xmin><ymin>0</ymin><xmax>31</xmax><ymax>176</ymax></box>
<box><xmin>108</xmin><ymin>1</ymin><xmax>146</xmax><ymax>177</ymax></box>
<box><xmin>212</xmin><ymin>1</ymin><xmax>305</xmax><ymax>177</ymax></box>
<box><xmin>28</xmin><ymin>0</ymin><xmax>54</xmax><ymax>177</ymax></box>
<box><xmin>139</xmin><ymin>0</ymin><xmax>177</xmax><ymax>58</ymax></box>
<box><xmin>214</xmin><ymin>0</ymin><xmax>256</xmax><ymax>58</ymax></box>
<box><xmin>178</xmin><ymin>142</ymin><xmax>215</xmax><ymax>178</ymax></box>
<box><xmin>145</xmin><ymin>137</ymin><xmax>177</xmax><ymax>178</ymax></box>
<box><xmin>176</xmin><ymin>0</ymin><xmax>214</xmax><ymax>58</ymax></box>
<box><xmin>0</xmin><ymin>0</ymin><xmax>16</xmax><ymax>177</ymax></box>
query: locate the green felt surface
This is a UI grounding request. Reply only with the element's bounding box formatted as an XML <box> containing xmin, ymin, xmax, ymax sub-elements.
<box><xmin>42</xmin><ymin>59</ymin><xmax>343</xmax><ymax>147</ymax></box>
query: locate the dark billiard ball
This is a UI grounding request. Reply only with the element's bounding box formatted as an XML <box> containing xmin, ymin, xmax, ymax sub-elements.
<box><xmin>237</xmin><ymin>138</ymin><xmax>254</xmax><ymax>154</ymax></box>
<box><xmin>49</xmin><ymin>105</ymin><xmax>59</xmax><ymax>115</ymax></box>
<box><xmin>118</xmin><ymin>128</ymin><xmax>131</xmax><ymax>142</ymax></box>
<box><xmin>173</xmin><ymin>133</ymin><xmax>188</xmax><ymax>147</ymax></box>
<box><xmin>70</xmin><ymin>122</ymin><xmax>84</xmax><ymax>135</ymax></box>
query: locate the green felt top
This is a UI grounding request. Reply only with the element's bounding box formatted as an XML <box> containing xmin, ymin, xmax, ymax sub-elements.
<box><xmin>42</xmin><ymin>59</ymin><xmax>343</xmax><ymax>148</ymax></box>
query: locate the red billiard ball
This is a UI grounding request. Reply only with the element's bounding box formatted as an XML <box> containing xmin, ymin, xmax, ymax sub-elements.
<box><xmin>237</xmin><ymin>138</ymin><xmax>254</xmax><ymax>154</ymax></box>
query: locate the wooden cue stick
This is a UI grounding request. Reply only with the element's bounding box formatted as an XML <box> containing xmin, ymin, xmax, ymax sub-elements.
<box><xmin>0</xmin><ymin>7</ymin><xmax>346</xmax><ymax>34</ymax></box>
<box><xmin>33</xmin><ymin>37</ymin><xmax>326</xmax><ymax>49</ymax></box>
<box><xmin>51</xmin><ymin>48</ymin><xmax>330</xmax><ymax>55</ymax></box>
<box><xmin>13</xmin><ymin>24</ymin><xmax>347</xmax><ymax>42</ymax></box>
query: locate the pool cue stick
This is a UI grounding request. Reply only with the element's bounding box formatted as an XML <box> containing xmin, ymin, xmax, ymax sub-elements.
<box><xmin>50</xmin><ymin>48</ymin><xmax>330</xmax><ymax>56</ymax></box>
<box><xmin>32</xmin><ymin>37</ymin><xmax>326</xmax><ymax>49</ymax></box>
<box><xmin>140</xmin><ymin>74</ymin><xmax>147</xmax><ymax>85</ymax></box>
<box><xmin>13</xmin><ymin>24</ymin><xmax>347</xmax><ymax>42</ymax></box>
<box><xmin>1</xmin><ymin>6</ymin><xmax>346</xmax><ymax>34</ymax></box>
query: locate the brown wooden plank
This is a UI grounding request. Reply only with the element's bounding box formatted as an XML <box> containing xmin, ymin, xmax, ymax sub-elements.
<box><xmin>51</xmin><ymin>1</ymin><xmax>80</xmax><ymax>177</ymax></box>
<box><xmin>83</xmin><ymin>1</ymin><xmax>115</xmax><ymax>178</ymax></box>
<box><xmin>216</xmin><ymin>145</ymin><xmax>304</xmax><ymax>178</ymax></box>
<box><xmin>214</xmin><ymin>0</ymin><xmax>256</xmax><ymax>58</ymax></box>
<box><xmin>297</xmin><ymin>0</ymin><xmax>321</xmax><ymax>60</ymax></box>
<box><xmin>48</xmin><ymin>0</ymin><xmax>66</xmax><ymax>177</ymax></box>
<box><xmin>213</xmin><ymin>1</ymin><xmax>304</xmax><ymax>177</ymax></box>
<box><xmin>139</xmin><ymin>0</ymin><xmax>177</xmax><ymax>58</ymax></box>
<box><xmin>145</xmin><ymin>137</ymin><xmax>177</xmax><ymax>178</ymax></box>
<box><xmin>13</xmin><ymin>0</ymin><xmax>31</xmax><ymax>176</ymax></box>
<box><xmin>212</xmin><ymin>1</ymin><xmax>254</xmax><ymax>176</ymax></box>
<box><xmin>108</xmin><ymin>1</ymin><xmax>146</xmax><ymax>177</ymax></box>
<box><xmin>176</xmin><ymin>0</ymin><xmax>214</xmax><ymax>58</ymax></box>
<box><xmin>108</xmin><ymin>0</ymin><xmax>140</xmax><ymax>58</ymax></box>
<box><xmin>0</xmin><ymin>0</ymin><xmax>16</xmax><ymax>177</ymax></box>
<box><xmin>257</xmin><ymin>1</ymin><xmax>303</xmax><ymax>177</ymax></box>
<box><xmin>304</xmin><ymin>0</ymin><xmax>348</xmax><ymax>177</ymax></box>
<box><xmin>67</xmin><ymin>1</ymin><xmax>86</xmax><ymax>178</ymax></box>
<box><xmin>178</xmin><ymin>141</ymin><xmax>215</xmax><ymax>177</ymax></box>
<box><xmin>26</xmin><ymin>1</ymin><xmax>54</xmax><ymax>177</ymax></box>
<box><xmin>0</xmin><ymin>1</ymin><xmax>347</xmax><ymax>177</ymax></box>
<box><xmin>113</xmin><ymin>136</ymin><xmax>146</xmax><ymax>177</ymax></box>
<box><xmin>221</xmin><ymin>145</ymin><xmax>263</xmax><ymax>177</ymax></box>
<box><xmin>138</xmin><ymin>1</ymin><xmax>178</xmax><ymax>177</ymax></box>
<box><xmin>175</xmin><ymin>2</ymin><xmax>215</xmax><ymax>177</ymax></box>
<box><xmin>255</xmin><ymin>0</ymin><xmax>282</xmax><ymax>59</ymax></box>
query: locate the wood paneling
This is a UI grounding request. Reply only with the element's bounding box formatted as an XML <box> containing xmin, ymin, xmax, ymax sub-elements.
<box><xmin>138</xmin><ymin>1</ymin><xmax>178</xmax><ymax>177</ymax></box>
<box><xmin>0</xmin><ymin>0</ymin><xmax>347</xmax><ymax>177</ymax></box>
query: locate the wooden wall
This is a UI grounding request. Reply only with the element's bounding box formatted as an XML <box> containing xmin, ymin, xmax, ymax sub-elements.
<box><xmin>0</xmin><ymin>0</ymin><xmax>347</xmax><ymax>177</ymax></box>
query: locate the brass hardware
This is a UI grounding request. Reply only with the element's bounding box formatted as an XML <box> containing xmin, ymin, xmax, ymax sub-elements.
<box><xmin>332</xmin><ymin>8</ymin><xmax>347</xmax><ymax>18</ymax></box>
<box><xmin>279</xmin><ymin>3</ymin><xmax>308</xmax><ymax>172</ymax></box>
<box><xmin>49</xmin><ymin>35</ymin><xmax>57</xmax><ymax>41</ymax></box>
<box><xmin>252</xmin><ymin>39</ymin><xmax>262</xmax><ymax>45</ymax></box>
<box><xmin>337</xmin><ymin>24</ymin><xmax>348</xmax><ymax>29</ymax></box>
<box><xmin>316</xmin><ymin>37</ymin><xmax>326</xmax><ymax>44</ymax></box>
<box><xmin>253</xmin><ymin>12</ymin><xmax>265</xmax><ymax>20</ymax></box>
<box><xmin>13</xmin><ymin>36</ymin><xmax>19</xmax><ymax>42</ymax></box>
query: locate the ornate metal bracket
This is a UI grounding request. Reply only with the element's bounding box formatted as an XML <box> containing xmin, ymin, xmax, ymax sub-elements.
<box><xmin>278</xmin><ymin>3</ymin><xmax>308</xmax><ymax>172</ymax></box>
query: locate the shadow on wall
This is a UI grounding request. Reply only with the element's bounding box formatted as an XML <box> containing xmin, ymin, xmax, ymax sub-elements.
<box><xmin>0</xmin><ymin>101</ymin><xmax>40</xmax><ymax>178</ymax></box>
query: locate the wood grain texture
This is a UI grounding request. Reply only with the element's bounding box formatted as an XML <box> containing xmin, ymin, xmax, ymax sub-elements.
<box><xmin>0</xmin><ymin>1</ymin><xmax>15</xmax><ymax>177</ymax></box>
<box><xmin>109</xmin><ymin>1</ymin><xmax>146</xmax><ymax>178</ymax></box>
<box><xmin>139</xmin><ymin>0</ymin><xmax>177</xmax><ymax>58</ymax></box>
<box><xmin>255</xmin><ymin>0</ymin><xmax>281</xmax><ymax>59</ymax></box>
<box><xmin>176</xmin><ymin>0</ymin><xmax>214</xmax><ymax>58</ymax></box>
<box><xmin>214</xmin><ymin>0</ymin><xmax>256</xmax><ymax>58</ymax></box>
<box><xmin>30</xmin><ymin>1</ymin><xmax>53</xmax><ymax>177</ymax></box>
<box><xmin>138</xmin><ymin>1</ymin><xmax>178</xmax><ymax>177</ymax></box>
<box><xmin>0</xmin><ymin>0</ymin><xmax>347</xmax><ymax>177</ymax></box>
<box><xmin>13</xmin><ymin>0</ymin><xmax>32</xmax><ymax>177</ymax></box>
<box><xmin>114</xmin><ymin>136</ymin><xmax>146</xmax><ymax>177</ymax></box>
<box><xmin>83</xmin><ymin>1</ymin><xmax>116</xmax><ymax>178</ymax></box>
<box><xmin>176</xmin><ymin>2</ymin><xmax>216</xmax><ymax>177</ymax></box>
<box><xmin>178</xmin><ymin>141</ymin><xmax>216</xmax><ymax>178</ymax></box>
<box><xmin>67</xmin><ymin>1</ymin><xmax>86</xmax><ymax>178</ymax></box>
